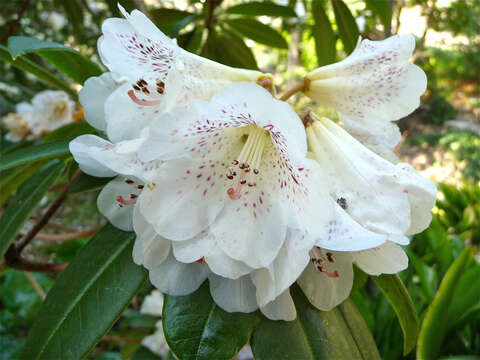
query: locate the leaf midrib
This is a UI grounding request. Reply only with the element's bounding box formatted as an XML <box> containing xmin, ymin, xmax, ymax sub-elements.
<box><xmin>34</xmin><ymin>236</ymin><xmax>132</xmax><ymax>359</ymax></box>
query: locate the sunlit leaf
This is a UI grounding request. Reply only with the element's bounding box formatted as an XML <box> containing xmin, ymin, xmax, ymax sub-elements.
<box><xmin>21</xmin><ymin>224</ymin><xmax>147</xmax><ymax>360</ymax></box>
<box><xmin>226</xmin><ymin>18</ymin><xmax>288</xmax><ymax>49</ymax></box>
<box><xmin>331</xmin><ymin>0</ymin><xmax>360</xmax><ymax>54</ymax></box>
<box><xmin>8</xmin><ymin>36</ymin><xmax>102</xmax><ymax>84</ymax></box>
<box><xmin>372</xmin><ymin>274</ymin><xmax>419</xmax><ymax>355</ymax></box>
<box><xmin>150</xmin><ymin>8</ymin><xmax>195</xmax><ymax>37</ymax></box>
<box><xmin>365</xmin><ymin>0</ymin><xmax>392</xmax><ymax>29</ymax></box>
<box><xmin>417</xmin><ymin>248</ymin><xmax>474</xmax><ymax>359</ymax></box>
<box><xmin>312</xmin><ymin>0</ymin><xmax>336</xmax><ymax>66</ymax></box>
<box><xmin>225</xmin><ymin>2</ymin><xmax>297</xmax><ymax>18</ymax></box>
<box><xmin>163</xmin><ymin>281</ymin><xmax>261</xmax><ymax>360</ymax></box>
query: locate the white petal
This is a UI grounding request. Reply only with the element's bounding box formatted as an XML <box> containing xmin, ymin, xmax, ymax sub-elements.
<box><xmin>138</xmin><ymin>158</ymin><xmax>225</xmax><ymax>241</ymax></box>
<box><xmin>298</xmin><ymin>252</ymin><xmax>353</xmax><ymax>311</ymax></box>
<box><xmin>306</xmin><ymin>34</ymin><xmax>426</xmax><ymax>147</ymax></box>
<box><xmin>307</xmin><ymin>118</ymin><xmax>412</xmax><ymax>237</ymax></box>
<box><xmin>97</xmin><ymin>177</ymin><xmax>139</xmax><ymax>231</ymax></box>
<box><xmin>172</xmin><ymin>231</ymin><xmax>215</xmax><ymax>263</ymax></box>
<box><xmin>149</xmin><ymin>252</ymin><xmax>209</xmax><ymax>296</ymax></box>
<box><xmin>208</xmin><ymin>274</ymin><xmax>258</xmax><ymax>313</ymax></box>
<box><xmin>260</xmin><ymin>289</ymin><xmax>296</xmax><ymax>321</ymax></box>
<box><xmin>79</xmin><ymin>72</ymin><xmax>126</xmax><ymax>131</ymax></box>
<box><xmin>206</xmin><ymin>248</ymin><xmax>253</xmax><ymax>280</ymax></box>
<box><xmin>251</xmin><ymin>229</ymin><xmax>312</xmax><ymax>307</ymax></box>
<box><xmin>353</xmin><ymin>241</ymin><xmax>408</xmax><ymax>275</ymax></box>
<box><xmin>132</xmin><ymin>205</ymin><xmax>171</xmax><ymax>268</ymax></box>
<box><xmin>140</xmin><ymin>290</ymin><xmax>164</xmax><ymax>316</ymax></box>
<box><xmin>396</xmin><ymin>163</ymin><xmax>437</xmax><ymax>234</ymax></box>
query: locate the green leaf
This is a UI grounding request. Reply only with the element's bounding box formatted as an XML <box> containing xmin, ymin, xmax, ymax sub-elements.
<box><xmin>0</xmin><ymin>140</ymin><xmax>70</xmax><ymax>171</ymax></box>
<box><xmin>372</xmin><ymin>274</ymin><xmax>419</xmax><ymax>355</ymax></box>
<box><xmin>8</xmin><ymin>36</ymin><xmax>102</xmax><ymax>84</ymax></box>
<box><xmin>0</xmin><ymin>161</ymin><xmax>47</xmax><ymax>205</ymax></box>
<box><xmin>171</xmin><ymin>14</ymin><xmax>200</xmax><ymax>38</ymax></box>
<box><xmin>0</xmin><ymin>45</ymin><xmax>75</xmax><ymax>97</ymax></box>
<box><xmin>365</xmin><ymin>0</ymin><xmax>392</xmax><ymax>29</ymax></box>
<box><xmin>225</xmin><ymin>2</ymin><xmax>297</xmax><ymax>17</ymax></box>
<box><xmin>163</xmin><ymin>281</ymin><xmax>261</xmax><ymax>360</ymax></box>
<box><xmin>201</xmin><ymin>30</ymin><xmax>258</xmax><ymax>70</ymax></box>
<box><xmin>331</xmin><ymin>0</ymin><xmax>360</xmax><ymax>54</ymax></box>
<box><xmin>312</xmin><ymin>0</ymin><xmax>336</xmax><ymax>66</ymax></box>
<box><xmin>352</xmin><ymin>265</ymin><xmax>368</xmax><ymax>291</ymax></box>
<box><xmin>60</xmin><ymin>0</ymin><xmax>85</xmax><ymax>43</ymax></box>
<box><xmin>42</xmin><ymin>121</ymin><xmax>96</xmax><ymax>143</ymax></box>
<box><xmin>417</xmin><ymin>248</ymin><xmax>474</xmax><ymax>360</ymax></box>
<box><xmin>251</xmin><ymin>285</ymin><xmax>364</xmax><ymax>359</ymax></box>
<box><xmin>226</xmin><ymin>18</ymin><xmax>288</xmax><ymax>49</ymax></box>
<box><xmin>70</xmin><ymin>173</ymin><xmax>113</xmax><ymax>194</ymax></box>
<box><xmin>150</xmin><ymin>8</ymin><xmax>195</xmax><ymax>37</ymax></box>
<box><xmin>177</xmin><ymin>27</ymin><xmax>204</xmax><ymax>54</ymax></box>
<box><xmin>21</xmin><ymin>224</ymin><xmax>147</xmax><ymax>360</ymax></box>
<box><xmin>448</xmin><ymin>263</ymin><xmax>480</xmax><ymax>329</ymax></box>
<box><xmin>0</xmin><ymin>160</ymin><xmax>64</xmax><ymax>258</ymax></box>
<box><xmin>339</xmin><ymin>298</ymin><xmax>381</xmax><ymax>360</ymax></box>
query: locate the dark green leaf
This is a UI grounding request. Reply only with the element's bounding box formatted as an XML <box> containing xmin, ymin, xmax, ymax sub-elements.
<box><xmin>312</xmin><ymin>0</ymin><xmax>336</xmax><ymax>66</ymax></box>
<box><xmin>42</xmin><ymin>121</ymin><xmax>96</xmax><ymax>143</ymax></box>
<box><xmin>150</xmin><ymin>9</ymin><xmax>195</xmax><ymax>37</ymax></box>
<box><xmin>449</xmin><ymin>263</ymin><xmax>480</xmax><ymax>329</ymax></box>
<box><xmin>331</xmin><ymin>0</ymin><xmax>360</xmax><ymax>54</ymax></box>
<box><xmin>21</xmin><ymin>224</ymin><xmax>147</xmax><ymax>360</ymax></box>
<box><xmin>171</xmin><ymin>14</ymin><xmax>200</xmax><ymax>38</ymax></box>
<box><xmin>251</xmin><ymin>285</ymin><xmax>363</xmax><ymax>359</ymax></box>
<box><xmin>131</xmin><ymin>346</ymin><xmax>163</xmax><ymax>360</ymax></box>
<box><xmin>70</xmin><ymin>173</ymin><xmax>113</xmax><ymax>194</ymax></box>
<box><xmin>0</xmin><ymin>161</ymin><xmax>64</xmax><ymax>258</ymax></box>
<box><xmin>339</xmin><ymin>298</ymin><xmax>381</xmax><ymax>360</ymax></box>
<box><xmin>105</xmin><ymin>0</ymin><xmax>136</xmax><ymax>16</ymax></box>
<box><xmin>8</xmin><ymin>36</ymin><xmax>102</xmax><ymax>84</ymax></box>
<box><xmin>373</xmin><ymin>274</ymin><xmax>419</xmax><ymax>355</ymax></box>
<box><xmin>0</xmin><ymin>140</ymin><xmax>70</xmax><ymax>171</ymax></box>
<box><xmin>0</xmin><ymin>161</ymin><xmax>47</xmax><ymax>205</ymax></box>
<box><xmin>417</xmin><ymin>248</ymin><xmax>474</xmax><ymax>360</ymax></box>
<box><xmin>365</xmin><ymin>0</ymin><xmax>392</xmax><ymax>29</ymax></box>
<box><xmin>226</xmin><ymin>18</ymin><xmax>288</xmax><ymax>49</ymax></box>
<box><xmin>225</xmin><ymin>2</ymin><xmax>297</xmax><ymax>17</ymax></box>
<box><xmin>201</xmin><ymin>30</ymin><xmax>258</xmax><ymax>70</ymax></box>
<box><xmin>0</xmin><ymin>45</ymin><xmax>75</xmax><ymax>97</ymax></box>
<box><xmin>352</xmin><ymin>265</ymin><xmax>368</xmax><ymax>291</ymax></box>
<box><xmin>61</xmin><ymin>0</ymin><xmax>85</xmax><ymax>43</ymax></box>
<box><xmin>163</xmin><ymin>281</ymin><xmax>261</xmax><ymax>360</ymax></box>
<box><xmin>177</xmin><ymin>27</ymin><xmax>204</xmax><ymax>54</ymax></box>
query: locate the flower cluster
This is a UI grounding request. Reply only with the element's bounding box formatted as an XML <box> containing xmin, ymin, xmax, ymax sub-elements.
<box><xmin>70</xmin><ymin>6</ymin><xmax>436</xmax><ymax>321</ymax></box>
<box><xmin>2</xmin><ymin>90</ymin><xmax>77</xmax><ymax>141</ymax></box>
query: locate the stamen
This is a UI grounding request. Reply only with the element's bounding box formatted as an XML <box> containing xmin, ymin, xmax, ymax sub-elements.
<box><xmin>226</xmin><ymin>125</ymin><xmax>268</xmax><ymax>200</ymax></box>
<box><xmin>116</xmin><ymin>195</ymin><xmax>137</xmax><ymax>205</ymax></box>
<box><xmin>311</xmin><ymin>247</ymin><xmax>339</xmax><ymax>278</ymax></box>
<box><xmin>128</xmin><ymin>90</ymin><xmax>162</xmax><ymax>106</ymax></box>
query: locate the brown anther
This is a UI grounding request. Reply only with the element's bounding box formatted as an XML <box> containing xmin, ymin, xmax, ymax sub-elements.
<box><xmin>240</xmin><ymin>180</ymin><xmax>247</xmax><ymax>185</ymax></box>
<box><xmin>336</xmin><ymin>197</ymin><xmax>348</xmax><ymax>210</ymax></box>
<box><xmin>232</xmin><ymin>160</ymin><xmax>239</xmax><ymax>165</ymax></box>
<box><xmin>247</xmin><ymin>182</ymin><xmax>256</xmax><ymax>187</ymax></box>
<box><xmin>130</xmin><ymin>194</ymin><xmax>138</xmax><ymax>199</ymax></box>
<box><xmin>137</xmin><ymin>185</ymin><xmax>144</xmax><ymax>189</ymax></box>
<box><xmin>125</xmin><ymin>179</ymin><xmax>135</xmax><ymax>184</ymax></box>
<box><xmin>239</xmin><ymin>163</ymin><xmax>246</xmax><ymax>169</ymax></box>
<box><xmin>133</xmin><ymin>85</ymin><xmax>140</xmax><ymax>91</ymax></box>
<box><xmin>227</xmin><ymin>175</ymin><xmax>234</xmax><ymax>180</ymax></box>
<box><xmin>253</xmin><ymin>169</ymin><xmax>259</xmax><ymax>174</ymax></box>
<box><xmin>326</xmin><ymin>252</ymin><xmax>334</xmax><ymax>263</ymax></box>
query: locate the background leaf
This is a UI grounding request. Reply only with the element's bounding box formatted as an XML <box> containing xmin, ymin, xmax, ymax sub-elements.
<box><xmin>312</xmin><ymin>0</ymin><xmax>336</xmax><ymax>66</ymax></box>
<box><xmin>331</xmin><ymin>0</ymin><xmax>360</xmax><ymax>54</ymax></box>
<box><xmin>149</xmin><ymin>8</ymin><xmax>195</xmax><ymax>37</ymax></box>
<box><xmin>225</xmin><ymin>18</ymin><xmax>288</xmax><ymax>49</ymax></box>
<box><xmin>225</xmin><ymin>2</ymin><xmax>297</xmax><ymax>18</ymax></box>
<box><xmin>0</xmin><ymin>160</ymin><xmax>64</xmax><ymax>258</ymax></box>
<box><xmin>21</xmin><ymin>224</ymin><xmax>147</xmax><ymax>360</ymax></box>
<box><xmin>365</xmin><ymin>0</ymin><xmax>392</xmax><ymax>30</ymax></box>
<box><xmin>372</xmin><ymin>274</ymin><xmax>419</xmax><ymax>355</ymax></box>
<box><xmin>163</xmin><ymin>281</ymin><xmax>261</xmax><ymax>360</ymax></box>
<box><xmin>8</xmin><ymin>36</ymin><xmax>102</xmax><ymax>84</ymax></box>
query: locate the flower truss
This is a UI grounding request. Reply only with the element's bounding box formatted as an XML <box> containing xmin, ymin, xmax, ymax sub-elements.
<box><xmin>2</xmin><ymin>90</ymin><xmax>75</xmax><ymax>141</ymax></box>
<box><xmin>70</xmin><ymin>6</ymin><xmax>437</xmax><ymax>322</ymax></box>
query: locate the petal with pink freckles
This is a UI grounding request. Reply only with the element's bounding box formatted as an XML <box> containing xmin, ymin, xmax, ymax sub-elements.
<box><xmin>97</xmin><ymin>176</ymin><xmax>141</xmax><ymax>231</ymax></box>
<box><xmin>208</xmin><ymin>274</ymin><xmax>258</xmax><ymax>313</ymax></box>
<box><xmin>298</xmin><ymin>251</ymin><xmax>353</xmax><ymax>311</ymax></box>
<box><xmin>307</xmin><ymin>118</ymin><xmax>412</xmax><ymax>237</ymax></box>
<box><xmin>352</xmin><ymin>241</ymin><xmax>408</xmax><ymax>276</ymax></box>
<box><xmin>306</xmin><ymin>35</ymin><xmax>426</xmax><ymax>147</ymax></box>
<box><xmin>149</xmin><ymin>252</ymin><xmax>209</xmax><ymax>296</ymax></box>
<box><xmin>260</xmin><ymin>289</ymin><xmax>296</xmax><ymax>321</ymax></box>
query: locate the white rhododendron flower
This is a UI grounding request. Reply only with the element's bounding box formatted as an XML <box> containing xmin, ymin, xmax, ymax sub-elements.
<box><xmin>140</xmin><ymin>291</ymin><xmax>169</xmax><ymax>358</ymax></box>
<box><xmin>304</xmin><ymin>35</ymin><xmax>427</xmax><ymax>149</ymax></box>
<box><xmin>2</xmin><ymin>90</ymin><xmax>75</xmax><ymax>141</ymax></box>
<box><xmin>299</xmin><ymin>115</ymin><xmax>437</xmax><ymax>310</ymax></box>
<box><xmin>79</xmin><ymin>5</ymin><xmax>264</xmax><ymax>143</ymax></box>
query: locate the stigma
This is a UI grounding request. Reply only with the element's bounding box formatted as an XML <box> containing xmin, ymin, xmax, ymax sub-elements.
<box><xmin>226</xmin><ymin>125</ymin><xmax>268</xmax><ymax>200</ymax></box>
